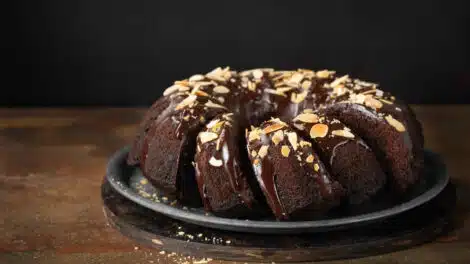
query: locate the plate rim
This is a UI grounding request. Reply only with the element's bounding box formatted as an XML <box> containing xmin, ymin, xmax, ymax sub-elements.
<box><xmin>105</xmin><ymin>146</ymin><xmax>449</xmax><ymax>234</ymax></box>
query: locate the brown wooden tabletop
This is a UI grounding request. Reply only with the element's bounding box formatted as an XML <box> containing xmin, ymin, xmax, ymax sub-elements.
<box><xmin>0</xmin><ymin>106</ymin><xmax>469</xmax><ymax>264</ymax></box>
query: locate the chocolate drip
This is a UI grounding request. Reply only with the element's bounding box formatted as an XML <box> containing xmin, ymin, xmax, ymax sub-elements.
<box><xmin>219</xmin><ymin>128</ymin><xmax>253</xmax><ymax>207</ymax></box>
<box><xmin>252</xmin><ymin>155</ymin><xmax>286</xmax><ymax>219</ymax></box>
<box><xmin>194</xmin><ymin>162</ymin><xmax>211</xmax><ymax>211</ymax></box>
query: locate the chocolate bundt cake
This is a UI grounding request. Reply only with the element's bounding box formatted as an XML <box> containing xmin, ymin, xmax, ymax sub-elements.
<box><xmin>127</xmin><ymin>67</ymin><xmax>424</xmax><ymax>219</ymax></box>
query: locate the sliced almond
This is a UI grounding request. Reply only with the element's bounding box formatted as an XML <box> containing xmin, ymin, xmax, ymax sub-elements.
<box><xmin>263</xmin><ymin>123</ymin><xmax>286</xmax><ymax>134</ymax></box>
<box><xmin>199</xmin><ymin>132</ymin><xmax>219</xmax><ymax>144</ymax></box>
<box><xmin>330</xmin><ymin>75</ymin><xmax>349</xmax><ymax>87</ymax></box>
<box><xmin>287</xmin><ymin>132</ymin><xmax>298</xmax><ymax>150</ymax></box>
<box><xmin>293</xmin><ymin>113</ymin><xmax>319</xmax><ymax>123</ymax></box>
<box><xmin>271</xmin><ymin>130</ymin><xmax>284</xmax><ymax>145</ymax></box>
<box><xmin>331</xmin><ymin>129</ymin><xmax>355</xmax><ymax>138</ymax></box>
<box><xmin>364</xmin><ymin>96</ymin><xmax>383</xmax><ymax>109</ymax></box>
<box><xmin>247</xmin><ymin>81</ymin><xmax>256</xmax><ymax>91</ymax></box>
<box><xmin>316</xmin><ymin>70</ymin><xmax>335</xmax><ymax>78</ymax></box>
<box><xmin>175</xmin><ymin>94</ymin><xmax>197</xmax><ymax>110</ymax></box>
<box><xmin>213</xmin><ymin>85</ymin><xmax>230</xmax><ymax>94</ymax></box>
<box><xmin>301</xmin><ymin>80</ymin><xmax>312</xmax><ymax>90</ymax></box>
<box><xmin>205</xmin><ymin>67</ymin><xmax>226</xmax><ymax>82</ymax></box>
<box><xmin>287</xmin><ymin>72</ymin><xmax>304</xmax><ymax>86</ymax></box>
<box><xmin>174</xmin><ymin>80</ymin><xmax>190</xmax><ymax>86</ymax></box>
<box><xmin>258</xmin><ymin>145</ymin><xmax>269</xmax><ymax>158</ymax></box>
<box><xmin>209</xmin><ymin>121</ymin><xmax>225</xmax><ymax>133</ymax></box>
<box><xmin>251</xmin><ymin>150</ymin><xmax>258</xmax><ymax>157</ymax></box>
<box><xmin>299</xmin><ymin>140</ymin><xmax>312</xmax><ymax>147</ymax></box>
<box><xmin>217</xmin><ymin>97</ymin><xmax>225</xmax><ymax>103</ymax></box>
<box><xmin>313</xmin><ymin>164</ymin><xmax>320</xmax><ymax>171</ymax></box>
<box><xmin>375</xmin><ymin>89</ymin><xmax>384</xmax><ymax>97</ymax></box>
<box><xmin>205</xmin><ymin>100</ymin><xmax>228</xmax><ymax>110</ymax></box>
<box><xmin>248</xmin><ymin>128</ymin><xmax>262</xmax><ymax>142</ymax></box>
<box><xmin>349</xmin><ymin>93</ymin><xmax>366</xmax><ymax>104</ymax></box>
<box><xmin>333</xmin><ymin>84</ymin><xmax>348</xmax><ymax>96</ymax></box>
<box><xmin>379</xmin><ymin>98</ymin><xmax>394</xmax><ymax>105</ymax></box>
<box><xmin>252</xmin><ymin>69</ymin><xmax>264</xmax><ymax>79</ymax></box>
<box><xmin>189</xmin><ymin>74</ymin><xmax>205</xmax><ymax>82</ymax></box>
<box><xmin>385</xmin><ymin>115</ymin><xmax>406</xmax><ymax>132</ymax></box>
<box><xmin>310</xmin><ymin>123</ymin><xmax>329</xmax><ymax>138</ymax></box>
<box><xmin>290</xmin><ymin>90</ymin><xmax>308</xmax><ymax>104</ymax></box>
<box><xmin>306</xmin><ymin>154</ymin><xmax>314</xmax><ymax>163</ymax></box>
<box><xmin>193</xmin><ymin>90</ymin><xmax>210</xmax><ymax>97</ymax></box>
<box><xmin>206</xmin><ymin>119</ymin><xmax>219</xmax><ymax>128</ymax></box>
<box><xmin>209</xmin><ymin>157</ymin><xmax>223</xmax><ymax>167</ymax></box>
<box><xmin>281</xmin><ymin>145</ymin><xmax>290</xmax><ymax>157</ymax></box>
<box><xmin>163</xmin><ymin>84</ymin><xmax>186</xmax><ymax>96</ymax></box>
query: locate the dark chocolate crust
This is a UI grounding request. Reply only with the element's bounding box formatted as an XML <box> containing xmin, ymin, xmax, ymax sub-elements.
<box><xmin>127</xmin><ymin>67</ymin><xmax>424</xmax><ymax>219</ymax></box>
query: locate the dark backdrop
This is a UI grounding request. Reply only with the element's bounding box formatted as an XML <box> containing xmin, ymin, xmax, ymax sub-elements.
<box><xmin>11</xmin><ymin>0</ymin><xmax>470</xmax><ymax>106</ymax></box>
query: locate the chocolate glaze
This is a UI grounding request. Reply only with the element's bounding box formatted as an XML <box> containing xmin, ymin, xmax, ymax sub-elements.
<box><xmin>252</xmin><ymin>153</ymin><xmax>286</xmax><ymax>219</ymax></box>
<box><xmin>219</xmin><ymin>127</ymin><xmax>253</xmax><ymax>207</ymax></box>
<box><xmin>130</xmin><ymin>67</ymin><xmax>423</xmax><ymax>219</ymax></box>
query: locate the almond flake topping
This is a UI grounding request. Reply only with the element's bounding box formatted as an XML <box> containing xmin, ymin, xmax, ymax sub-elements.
<box><xmin>175</xmin><ymin>94</ymin><xmax>197</xmax><ymax>110</ymax></box>
<box><xmin>316</xmin><ymin>70</ymin><xmax>335</xmax><ymax>78</ymax></box>
<box><xmin>252</xmin><ymin>69</ymin><xmax>264</xmax><ymax>79</ymax></box>
<box><xmin>313</xmin><ymin>164</ymin><xmax>320</xmax><ymax>171</ymax></box>
<box><xmin>385</xmin><ymin>115</ymin><xmax>406</xmax><ymax>132</ymax></box>
<box><xmin>213</xmin><ymin>85</ymin><xmax>230</xmax><ymax>94</ymax></box>
<box><xmin>286</xmin><ymin>72</ymin><xmax>304</xmax><ymax>86</ymax></box>
<box><xmin>258</xmin><ymin>145</ymin><xmax>269</xmax><ymax>158</ymax></box>
<box><xmin>293</xmin><ymin>113</ymin><xmax>319</xmax><ymax>123</ymax></box>
<box><xmin>310</xmin><ymin>123</ymin><xmax>329</xmax><ymax>138</ymax></box>
<box><xmin>299</xmin><ymin>140</ymin><xmax>312</xmax><ymax>147</ymax></box>
<box><xmin>271</xmin><ymin>130</ymin><xmax>284</xmax><ymax>145</ymax></box>
<box><xmin>331</xmin><ymin>129</ymin><xmax>355</xmax><ymax>138</ymax></box>
<box><xmin>330</xmin><ymin>75</ymin><xmax>349</xmax><ymax>88</ymax></box>
<box><xmin>247</xmin><ymin>81</ymin><xmax>256</xmax><ymax>91</ymax></box>
<box><xmin>209</xmin><ymin>157</ymin><xmax>223</xmax><ymax>167</ymax></box>
<box><xmin>306</xmin><ymin>154</ymin><xmax>314</xmax><ymax>163</ymax></box>
<box><xmin>189</xmin><ymin>74</ymin><xmax>205</xmax><ymax>82</ymax></box>
<box><xmin>199</xmin><ymin>132</ymin><xmax>219</xmax><ymax>144</ymax></box>
<box><xmin>248</xmin><ymin>128</ymin><xmax>262</xmax><ymax>142</ymax></box>
<box><xmin>164</xmin><ymin>84</ymin><xmax>187</xmax><ymax>96</ymax></box>
<box><xmin>206</xmin><ymin>119</ymin><xmax>219</xmax><ymax>128</ymax></box>
<box><xmin>287</xmin><ymin>132</ymin><xmax>298</xmax><ymax>150</ymax></box>
<box><xmin>281</xmin><ymin>145</ymin><xmax>290</xmax><ymax>157</ymax></box>
<box><xmin>205</xmin><ymin>100</ymin><xmax>228</xmax><ymax>110</ymax></box>
<box><xmin>290</xmin><ymin>90</ymin><xmax>308</xmax><ymax>103</ymax></box>
<box><xmin>364</xmin><ymin>96</ymin><xmax>383</xmax><ymax>109</ymax></box>
<box><xmin>301</xmin><ymin>80</ymin><xmax>312</xmax><ymax>90</ymax></box>
<box><xmin>263</xmin><ymin>122</ymin><xmax>286</xmax><ymax>134</ymax></box>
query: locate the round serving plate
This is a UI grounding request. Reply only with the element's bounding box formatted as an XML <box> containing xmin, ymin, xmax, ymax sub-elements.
<box><xmin>106</xmin><ymin>146</ymin><xmax>449</xmax><ymax>234</ymax></box>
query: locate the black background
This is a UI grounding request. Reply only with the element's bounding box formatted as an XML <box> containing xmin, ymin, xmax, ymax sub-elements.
<box><xmin>11</xmin><ymin>0</ymin><xmax>470</xmax><ymax>106</ymax></box>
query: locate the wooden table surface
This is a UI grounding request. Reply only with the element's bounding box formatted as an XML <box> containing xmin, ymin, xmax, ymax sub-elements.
<box><xmin>0</xmin><ymin>106</ymin><xmax>469</xmax><ymax>264</ymax></box>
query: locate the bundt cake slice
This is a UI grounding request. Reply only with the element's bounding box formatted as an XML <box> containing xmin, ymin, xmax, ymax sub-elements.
<box><xmin>321</xmin><ymin>75</ymin><xmax>424</xmax><ymax>192</ymax></box>
<box><xmin>291</xmin><ymin>110</ymin><xmax>387</xmax><ymax>204</ymax></box>
<box><xmin>139</xmin><ymin>83</ymin><xmax>230</xmax><ymax>205</ymax></box>
<box><xmin>246</xmin><ymin>118</ymin><xmax>344</xmax><ymax>219</ymax></box>
<box><xmin>127</xmin><ymin>96</ymin><xmax>172</xmax><ymax>165</ymax></box>
<box><xmin>194</xmin><ymin>113</ymin><xmax>261</xmax><ymax>216</ymax></box>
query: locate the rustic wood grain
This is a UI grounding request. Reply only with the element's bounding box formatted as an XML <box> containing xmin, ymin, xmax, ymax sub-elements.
<box><xmin>0</xmin><ymin>106</ymin><xmax>469</xmax><ymax>263</ymax></box>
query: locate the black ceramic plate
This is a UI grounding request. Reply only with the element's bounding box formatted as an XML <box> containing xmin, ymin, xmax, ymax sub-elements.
<box><xmin>105</xmin><ymin>146</ymin><xmax>448</xmax><ymax>234</ymax></box>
